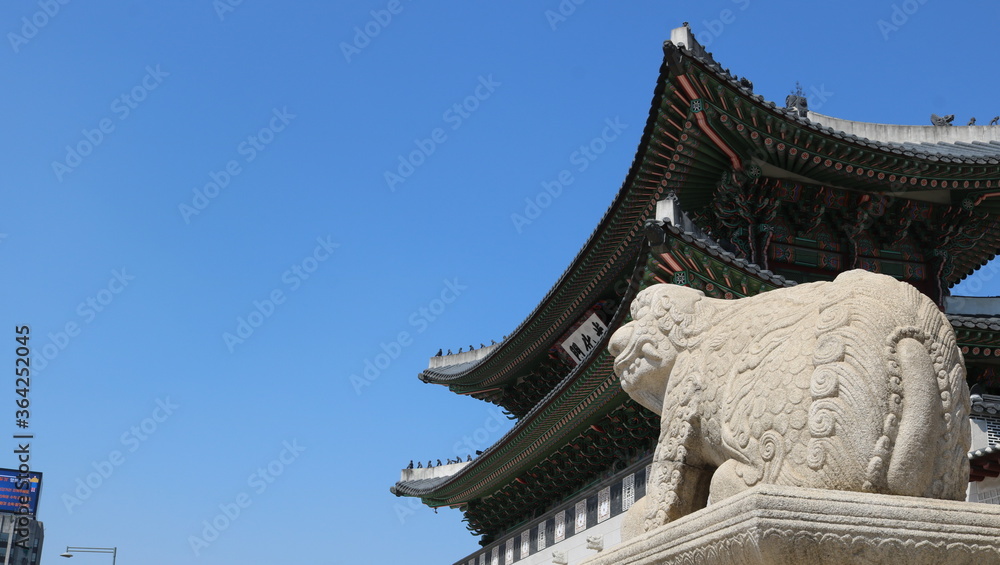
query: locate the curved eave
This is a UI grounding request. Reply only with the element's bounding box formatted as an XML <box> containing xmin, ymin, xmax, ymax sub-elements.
<box><xmin>420</xmin><ymin>51</ymin><xmax>684</xmax><ymax>393</ymax></box>
<box><xmin>397</xmin><ymin>346</ymin><xmax>625</xmax><ymax>504</ymax></box>
<box><xmin>949</xmin><ymin>248</ymin><xmax>1000</xmax><ymax>288</ymax></box>
<box><xmin>394</xmin><ymin>253</ymin><xmax>646</xmax><ymax>503</ymax></box>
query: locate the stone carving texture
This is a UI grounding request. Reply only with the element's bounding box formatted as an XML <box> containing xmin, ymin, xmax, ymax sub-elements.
<box><xmin>608</xmin><ymin>270</ymin><xmax>971</xmax><ymax>535</ymax></box>
<box><xmin>587</xmin><ymin>535</ymin><xmax>604</xmax><ymax>551</ymax></box>
<box><xmin>580</xmin><ymin>484</ymin><xmax>1000</xmax><ymax>565</ymax></box>
<box><xmin>642</xmin><ymin>527</ymin><xmax>1000</xmax><ymax>565</ymax></box>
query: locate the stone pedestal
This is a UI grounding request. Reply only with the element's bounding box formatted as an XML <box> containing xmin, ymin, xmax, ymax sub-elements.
<box><xmin>580</xmin><ymin>485</ymin><xmax>1000</xmax><ymax>565</ymax></box>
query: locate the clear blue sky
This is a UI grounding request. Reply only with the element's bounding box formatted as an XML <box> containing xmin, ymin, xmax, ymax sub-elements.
<box><xmin>2</xmin><ymin>1</ymin><xmax>999</xmax><ymax>564</ymax></box>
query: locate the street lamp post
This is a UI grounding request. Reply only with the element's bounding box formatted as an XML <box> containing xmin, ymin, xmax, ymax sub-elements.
<box><xmin>59</xmin><ymin>546</ymin><xmax>117</xmax><ymax>565</ymax></box>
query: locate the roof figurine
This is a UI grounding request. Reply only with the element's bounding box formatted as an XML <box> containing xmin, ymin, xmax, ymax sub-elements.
<box><xmin>931</xmin><ymin>113</ymin><xmax>955</xmax><ymax>126</ymax></box>
<box><xmin>407</xmin><ymin>460</ymin><xmax>414</xmax><ymax>469</ymax></box>
<box><xmin>991</xmin><ymin>116</ymin><xmax>999</xmax><ymax>126</ymax></box>
<box><xmin>969</xmin><ymin>117</ymin><xmax>977</xmax><ymax>126</ymax></box>
<box><xmin>435</xmin><ymin>349</ymin><xmax>443</xmax><ymax>357</ymax></box>
<box><xmin>785</xmin><ymin>82</ymin><xmax>808</xmax><ymax>118</ymax></box>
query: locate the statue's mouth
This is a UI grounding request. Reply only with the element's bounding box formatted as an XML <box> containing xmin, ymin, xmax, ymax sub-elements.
<box><xmin>614</xmin><ymin>340</ymin><xmax>662</xmax><ymax>387</ymax></box>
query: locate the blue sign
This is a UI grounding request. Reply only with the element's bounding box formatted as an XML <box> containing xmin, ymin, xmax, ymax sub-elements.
<box><xmin>0</xmin><ymin>469</ymin><xmax>42</xmax><ymax>516</ymax></box>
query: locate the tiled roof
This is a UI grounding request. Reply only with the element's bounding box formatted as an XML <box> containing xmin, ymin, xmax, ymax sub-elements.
<box><xmin>970</xmin><ymin>444</ymin><xmax>1000</xmax><ymax>482</ymax></box>
<box><xmin>948</xmin><ymin>314</ymin><xmax>1000</xmax><ymax>331</ymax></box>
<box><xmin>390</xmin><ymin>475</ymin><xmax>452</xmax><ymax>496</ymax></box>
<box><xmin>971</xmin><ymin>444</ymin><xmax>1000</xmax><ymax>461</ymax></box>
<box><xmin>901</xmin><ymin>140</ymin><xmax>1000</xmax><ymax>161</ymax></box>
<box><xmin>689</xmin><ymin>47</ymin><xmax>1000</xmax><ymax>166</ymax></box>
<box><xmin>417</xmin><ymin>359</ymin><xmax>480</xmax><ymax>379</ymax></box>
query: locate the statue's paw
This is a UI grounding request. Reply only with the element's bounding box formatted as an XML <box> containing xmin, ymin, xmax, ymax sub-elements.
<box><xmin>620</xmin><ymin>497</ymin><xmax>648</xmax><ymax>541</ymax></box>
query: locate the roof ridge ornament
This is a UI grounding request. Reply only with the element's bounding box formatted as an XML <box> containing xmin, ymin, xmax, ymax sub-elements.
<box><xmin>668</xmin><ymin>23</ymin><xmax>716</xmax><ymax>67</ymax></box>
<box><xmin>931</xmin><ymin>113</ymin><xmax>955</xmax><ymax>126</ymax></box>
<box><xmin>785</xmin><ymin>82</ymin><xmax>808</xmax><ymax>118</ymax></box>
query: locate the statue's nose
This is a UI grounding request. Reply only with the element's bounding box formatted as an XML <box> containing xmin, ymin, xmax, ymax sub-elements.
<box><xmin>608</xmin><ymin>323</ymin><xmax>633</xmax><ymax>357</ymax></box>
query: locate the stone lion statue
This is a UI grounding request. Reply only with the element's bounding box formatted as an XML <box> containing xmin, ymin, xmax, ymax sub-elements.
<box><xmin>609</xmin><ymin>270</ymin><xmax>970</xmax><ymax>538</ymax></box>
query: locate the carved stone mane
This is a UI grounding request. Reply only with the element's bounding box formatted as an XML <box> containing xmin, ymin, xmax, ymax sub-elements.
<box><xmin>609</xmin><ymin>270</ymin><xmax>970</xmax><ymax>537</ymax></box>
